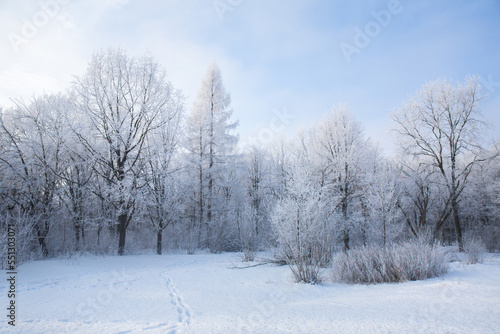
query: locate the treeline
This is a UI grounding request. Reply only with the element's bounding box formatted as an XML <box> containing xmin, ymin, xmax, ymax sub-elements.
<box><xmin>0</xmin><ymin>49</ymin><xmax>499</xmax><ymax>267</ymax></box>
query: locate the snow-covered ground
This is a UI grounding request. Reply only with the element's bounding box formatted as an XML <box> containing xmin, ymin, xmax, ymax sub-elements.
<box><xmin>1</xmin><ymin>251</ymin><xmax>499</xmax><ymax>334</ymax></box>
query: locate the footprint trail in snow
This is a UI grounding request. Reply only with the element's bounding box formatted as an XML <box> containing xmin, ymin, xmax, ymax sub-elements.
<box><xmin>161</xmin><ymin>272</ymin><xmax>192</xmax><ymax>333</ymax></box>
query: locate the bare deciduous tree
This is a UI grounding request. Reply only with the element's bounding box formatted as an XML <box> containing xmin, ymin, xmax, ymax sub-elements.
<box><xmin>73</xmin><ymin>48</ymin><xmax>177</xmax><ymax>255</ymax></box>
<box><xmin>0</xmin><ymin>94</ymin><xmax>69</xmax><ymax>257</ymax></box>
<box><xmin>312</xmin><ymin>105</ymin><xmax>368</xmax><ymax>251</ymax></box>
<box><xmin>366</xmin><ymin>159</ymin><xmax>401</xmax><ymax>247</ymax></box>
<box><xmin>393</xmin><ymin>76</ymin><xmax>486</xmax><ymax>251</ymax></box>
<box><xmin>271</xmin><ymin>160</ymin><xmax>328</xmax><ymax>283</ymax></box>
<box><xmin>142</xmin><ymin>90</ymin><xmax>185</xmax><ymax>255</ymax></box>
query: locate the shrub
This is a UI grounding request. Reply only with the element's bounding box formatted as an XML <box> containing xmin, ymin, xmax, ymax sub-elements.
<box><xmin>331</xmin><ymin>241</ymin><xmax>449</xmax><ymax>284</ymax></box>
<box><xmin>463</xmin><ymin>236</ymin><xmax>486</xmax><ymax>264</ymax></box>
<box><xmin>286</xmin><ymin>244</ymin><xmax>329</xmax><ymax>284</ymax></box>
<box><xmin>270</xmin><ymin>166</ymin><xmax>332</xmax><ymax>284</ymax></box>
<box><xmin>0</xmin><ymin>212</ymin><xmax>43</xmax><ymax>269</ymax></box>
<box><xmin>289</xmin><ymin>259</ymin><xmax>323</xmax><ymax>284</ymax></box>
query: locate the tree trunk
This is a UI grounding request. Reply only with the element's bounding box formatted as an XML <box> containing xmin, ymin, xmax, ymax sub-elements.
<box><xmin>450</xmin><ymin>153</ymin><xmax>463</xmax><ymax>252</ymax></box>
<box><xmin>198</xmin><ymin>162</ymin><xmax>204</xmax><ymax>248</ymax></box>
<box><xmin>342</xmin><ymin>161</ymin><xmax>350</xmax><ymax>252</ymax></box>
<box><xmin>74</xmin><ymin>220</ymin><xmax>80</xmax><ymax>252</ymax></box>
<box><xmin>451</xmin><ymin>198</ymin><xmax>463</xmax><ymax>252</ymax></box>
<box><xmin>118</xmin><ymin>213</ymin><xmax>127</xmax><ymax>255</ymax></box>
<box><xmin>383</xmin><ymin>218</ymin><xmax>386</xmax><ymax>248</ymax></box>
<box><xmin>157</xmin><ymin>229</ymin><xmax>163</xmax><ymax>255</ymax></box>
<box><xmin>37</xmin><ymin>231</ymin><xmax>49</xmax><ymax>257</ymax></box>
<box><xmin>37</xmin><ymin>221</ymin><xmax>50</xmax><ymax>257</ymax></box>
<box><xmin>343</xmin><ymin>229</ymin><xmax>350</xmax><ymax>252</ymax></box>
<box><xmin>97</xmin><ymin>225</ymin><xmax>102</xmax><ymax>245</ymax></box>
<box><xmin>342</xmin><ymin>197</ymin><xmax>349</xmax><ymax>252</ymax></box>
<box><xmin>74</xmin><ymin>214</ymin><xmax>83</xmax><ymax>251</ymax></box>
<box><xmin>207</xmin><ymin>99</ymin><xmax>215</xmax><ymax>252</ymax></box>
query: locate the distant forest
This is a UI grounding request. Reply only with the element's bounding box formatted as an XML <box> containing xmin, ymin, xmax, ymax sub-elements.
<box><xmin>1</xmin><ymin>48</ymin><xmax>499</xmax><ymax>267</ymax></box>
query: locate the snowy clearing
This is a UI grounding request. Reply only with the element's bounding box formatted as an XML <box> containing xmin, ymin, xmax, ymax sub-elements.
<box><xmin>1</xmin><ymin>252</ymin><xmax>500</xmax><ymax>334</ymax></box>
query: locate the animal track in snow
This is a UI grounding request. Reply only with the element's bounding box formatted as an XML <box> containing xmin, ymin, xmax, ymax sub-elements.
<box><xmin>161</xmin><ymin>272</ymin><xmax>192</xmax><ymax>333</ymax></box>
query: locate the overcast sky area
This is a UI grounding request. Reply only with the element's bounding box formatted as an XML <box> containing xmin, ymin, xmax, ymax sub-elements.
<box><xmin>1</xmin><ymin>0</ymin><xmax>499</xmax><ymax>156</ymax></box>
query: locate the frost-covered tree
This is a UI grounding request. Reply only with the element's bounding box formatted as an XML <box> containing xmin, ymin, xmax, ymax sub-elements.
<box><xmin>397</xmin><ymin>161</ymin><xmax>451</xmax><ymax>243</ymax></box>
<box><xmin>142</xmin><ymin>90</ymin><xmax>185</xmax><ymax>255</ymax></box>
<box><xmin>184</xmin><ymin>63</ymin><xmax>238</xmax><ymax>252</ymax></box>
<box><xmin>237</xmin><ymin>147</ymin><xmax>273</xmax><ymax>260</ymax></box>
<box><xmin>268</xmin><ymin>138</ymin><xmax>291</xmax><ymax>202</ymax></box>
<box><xmin>310</xmin><ymin>105</ymin><xmax>369</xmax><ymax>251</ymax></box>
<box><xmin>59</xmin><ymin>127</ymin><xmax>95</xmax><ymax>252</ymax></box>
<box><xmin>460</xmin><ymin>147</ymin><xmax>500</xmax><ymax>251</ymax></box>
<box><xmin>365</xmin><ymin>159</ymin><xmax>401</xmax><ymax>247</ymax></box>
<box><xmin>73</xmin><ymin>48</ymin><xmax>177</xmax><ymax>255</ymax></box>
<box><xmin>393</xmin><ymin>77</ymin><xmax>486</xmax><ymax>251</ymax></box>
<box><xmin>0</xmin><ymin>94</ymin><xmax>69</xmax><ymax>257</ymax></box>
<box><xmin>271</xmin><ymin>159</ymin><xmax>330</xmax><ymax>283</ymax></box>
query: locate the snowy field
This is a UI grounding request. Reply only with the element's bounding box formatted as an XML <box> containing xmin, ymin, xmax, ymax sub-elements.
<box><xmin>1</xmin><ymin>252</ymin><xmax>500</xmax><ymax>334</ymax></box>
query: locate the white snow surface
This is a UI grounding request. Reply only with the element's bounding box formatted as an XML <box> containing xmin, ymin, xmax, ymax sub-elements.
<box><xmin>1</xmin><ymin>252</ymin><xmax>499</xmax><ymax>334</ymax></box>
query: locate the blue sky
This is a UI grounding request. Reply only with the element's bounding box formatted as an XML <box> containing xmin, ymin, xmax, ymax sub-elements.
<box><xmin>1</xmin><ymin>0</ymin><xmax>499</xmax><ymax>155</ymax></box>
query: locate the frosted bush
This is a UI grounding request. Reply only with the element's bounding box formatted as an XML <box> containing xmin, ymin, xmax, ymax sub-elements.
<box><xmin>287</xmin><ymin>244</ymin><xmax>329</xmax><ymax>284</ymax></box>
<box><xmin>241</xmin><ymin>244</ymin><xmax>256</xmax><ymax>262</ymax></box>
<box><xmin>331</xmin><ymin>241</ymin><xmax>449</xmax><ymax>284</ymax></box>
<box><xmin>463</xmin><ymin>236</ymin><xmax>486</xmax><ymax>264</ymax></box>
